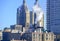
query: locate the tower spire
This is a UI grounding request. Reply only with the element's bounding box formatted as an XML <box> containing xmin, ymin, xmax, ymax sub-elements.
<box><xmin>36</xmin><ymin>0</ymin><xmax>38</xmax><ymax>2</ymax></box>
<box><xmin>23</xmin><ymin>0</ymin><xmax>26</xmax><ymax>4</ymax></box>
<box><xmin>35</xmin><ymin>0</ymin><xmax>38</xmax><ymax>5</ymax></box>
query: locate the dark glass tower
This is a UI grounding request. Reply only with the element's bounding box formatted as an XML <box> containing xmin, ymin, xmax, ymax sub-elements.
<box><xmin>17</xmin><ymin>0</ymin><xmax>30</xmax><ymax>27</ymax></box>
<box><xmin>47</xmin><ymin>0</ymin><xmax>60</xmax><ymax>33</ymax></box>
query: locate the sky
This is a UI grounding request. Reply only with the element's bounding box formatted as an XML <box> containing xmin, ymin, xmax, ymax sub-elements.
<box><xmin>0</xmin><ymin>0</ymin><xmax>46</xmax><ymax>30</ymax></box>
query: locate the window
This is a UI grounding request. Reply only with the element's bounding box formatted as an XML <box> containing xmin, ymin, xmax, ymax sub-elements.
<box><xmin>33</xmin><ymin>34</ymin><xmax>35</xmax><ymax>39</ymax></box>
<box><xmin>0</xmin><ymin>36</ymin><xmax>2</xmax><ymax>40</ymax></box>
<box><xmin>46</xmin><ymin>34</ymin><xmax>48</xmax><ymax>40</ymax></box>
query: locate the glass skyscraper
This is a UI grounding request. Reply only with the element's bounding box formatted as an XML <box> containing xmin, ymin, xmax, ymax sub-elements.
<box><xmin>17</xmin><ymin>0</ymin><xmax>30</xmax><ymax>27</ymax></box>
<box><xmin>47</xmin><ymin>0</ymin><xmax>60</xmax><ymax>34</ymax></box>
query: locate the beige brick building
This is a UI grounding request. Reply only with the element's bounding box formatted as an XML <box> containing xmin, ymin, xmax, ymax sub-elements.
<box><xmin>32</xmin><ymin>32</ymin><xmax>54</xmax><ymax>41</ymax></box>
<box><xmin>32</xmin><ymin>32</ymin><xmax>42</xmax><ymax>41</ymax></box>
<box><xmin>43</xmin><ymin>32</ymin><xmax>54</xmax><ymax>41</ymax></box>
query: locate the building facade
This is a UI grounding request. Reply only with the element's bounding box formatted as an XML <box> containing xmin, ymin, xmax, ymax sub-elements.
<box><xmin>43</xmin><ymin>32</ymin><xmax>54</xmax><ymax>41</ymax></box>
<box><xmin>47</xmin><ymin>0</ymin><xmax>60</xmax><ymax>33</ymax></box>
<box><xmin>32</xmin><ymin>32</ymin><xmax>42</xmax><ymax>41</ymax></box>
<box><xmin>10</xmin><ymin>25</ymin><xmax>23</xmax><ymax>32</ymax></box>
<box><xmin>32</xmin><ymin>32</ymin><xmax>54</xmax><ymax>41</ymax></box>
<box><xmin>3</xmin><ymin>31</ymin><xmax>21</xmax><ymax>41</ymax></box>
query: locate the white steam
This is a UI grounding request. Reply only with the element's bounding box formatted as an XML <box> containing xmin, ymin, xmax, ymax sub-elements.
<box><xmin>33</xmin><ymin>4</ymin><xmax>44</xmax><ymax>26</ymax></box>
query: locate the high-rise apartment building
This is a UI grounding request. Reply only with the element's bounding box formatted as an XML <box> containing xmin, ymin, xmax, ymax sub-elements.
<box><xmin>17</xmin><ymin>0</ymin><xmax>30</xmax><ymax>27</ymax></box>
<box><xmin>47</xmin><ymin>0</ymin><xmax>60</xmax><ymax>34</ymax></box>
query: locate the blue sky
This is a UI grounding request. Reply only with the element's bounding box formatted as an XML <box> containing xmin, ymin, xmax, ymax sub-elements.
<box><xmin>0</xmin><ymin>0</ymin><xmax>46</xmax><ymax>30</ymax></box>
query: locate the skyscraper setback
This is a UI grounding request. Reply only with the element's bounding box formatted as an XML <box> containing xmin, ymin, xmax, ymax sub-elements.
<box><xmin>47</xmin><ymin>0</ymin><xmax>60</xmax><ymax>34</ymax></box>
